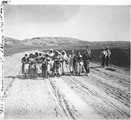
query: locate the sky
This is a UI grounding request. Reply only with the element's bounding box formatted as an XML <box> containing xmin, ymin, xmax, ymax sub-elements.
<box><xmin>4</xmin><ymin>5</ymin><xmax>130</xmax><ymax>41</ymax></box>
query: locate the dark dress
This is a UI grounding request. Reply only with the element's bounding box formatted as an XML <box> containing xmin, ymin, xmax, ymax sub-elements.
<box><xmin>41</xmin><ymin>60</ymin><xmax>48</xmax><ymax>78</ymax></box>
<box><xmin>83</xmin><ymin>53</ymin><xmax>91</xmax><ymax>73</ymax></box>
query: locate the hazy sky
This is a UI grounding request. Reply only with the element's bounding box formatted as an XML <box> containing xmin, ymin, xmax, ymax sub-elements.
<box><xmin>4</xmin><ymin>5</ymin><xmax>130</xmax><ymax>41</ymax></box>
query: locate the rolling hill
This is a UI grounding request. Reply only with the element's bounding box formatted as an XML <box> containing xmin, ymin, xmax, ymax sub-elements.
<box><xmin>4</xmin><ymin>37</ymin><xmax>94</xmax><ymax>47</ymax></box>
<box><xmin>4</xmin><ymin>37</ymin><xmax>130</xmax><ymax>49</ymax></box>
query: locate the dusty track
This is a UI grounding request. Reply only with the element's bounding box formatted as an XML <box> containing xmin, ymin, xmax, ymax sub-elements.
<box><xmin>4</xmin><ymin>51</ymin><xmax>130</xmax><ymax>119</ymax></box>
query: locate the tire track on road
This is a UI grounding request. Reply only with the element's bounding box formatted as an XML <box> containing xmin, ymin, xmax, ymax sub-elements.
<box><xmin>67</xmin><ymin>76</ymin><xmax>130</xmax><ymax>119</ymax></box>
<box><xmin>47</xmin><ymin>78</ymin><xmax>76</xmax><ymax>120</ymax></box>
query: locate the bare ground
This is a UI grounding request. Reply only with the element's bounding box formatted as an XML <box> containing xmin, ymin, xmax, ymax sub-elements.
<box><xmin>4</xmin><ymin>51</ymin><xmax>130</xmax><ymax>120</ymax></box>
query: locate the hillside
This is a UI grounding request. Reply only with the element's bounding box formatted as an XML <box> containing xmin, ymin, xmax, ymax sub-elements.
<box><xmin>4</xmin><ymin>37</ymin><xmax>93</xmax><ymax>47</ymax></box>
<box><xmin>4</xmin><ymin>37</ymin><xmax>130</xmax><ymax>49</ymax></box>
<box><xmin>4</xmin><ymin>37</ymin><xmax>21</xmax><ymax>47</ymax></box>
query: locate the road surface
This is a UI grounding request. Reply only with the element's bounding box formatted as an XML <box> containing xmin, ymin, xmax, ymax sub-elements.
<box><xmin>4</xmin><ymin>51</ymin><xmax>130</xmax><ymax>119</ymax></box>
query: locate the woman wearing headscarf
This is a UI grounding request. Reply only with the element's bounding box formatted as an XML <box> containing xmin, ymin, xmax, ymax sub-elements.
<box><xmin>35</xmin><ymin>52</ymin><xmax>43</xmax><ymax>77</ymax></box>
<box><xmin>61</xmin><ymin>50</ymin><xmax>68</xmax><ymax>75</ymax></box>
<box><xmin>68</xmin><ymin>50</ymin><xmax>76</xmax><ymax>75</ymax></box>
<box><xmin>28</xmin><ymin>54</ymin><xmax>36</xmax><ymax>78</ymax></box>
<box><xmin>45</xmin><ymin>53</ymin><xmax>51</xmax><ymax>76</ymax></box>
<box><xmin>58</xmin><ymin>51</ymin><xmax>63</xmax><ymax>76</ymax></box>
<box><xmin>21</xmin><ymin>54</ymin><xmax>29</xmax><ymax>78</ymax></box>
<box><xmin>53</xmin><ymin>51</ymin><xmax>61</xmax><ymax>77</ymax></box>
<box><xmin>74</xmin><ymin>52</ymin><xmax>83</xmax><ymax>75</ymax></box>
<box><xmin>49</xmin><ymin>49</ymin><xmax>55</xmax><ymax>72</ymax></box>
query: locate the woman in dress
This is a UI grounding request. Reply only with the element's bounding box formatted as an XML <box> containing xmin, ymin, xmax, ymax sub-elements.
<box><xmin>49</xmin><ymin>49</ymin><xmax>55</xmax><ymax>72</ymax></box>
<box><xmin>74</xmin><ymin>52</ymin><xmax>83</xmax><ymax>75</ymax></box>
<box><xmin>53</xmin><ymin>51</ymin><xmax>61</xmax><ymax>77</ymax></box>
<box><xmin>61</xmin><ymin>50</ymin><xmax>68</xmax><ymax>75</ymax></box>
<box><xmin>68</xmin><ymin>50</ymin><xmax>76</xmax><ymax>75</ymax></box>
<box><xmin>28</xmin><ymin>54</ymin><xmax>36</xmax><ymax>78</ymax></box>
<box><xmin>35</xmin><ymin>53</ymin><xmax>43</xmax><ymax>77</ymax></box>
<box><xmin>45</xmin><ymin>53</ymin><xmax>51</xmax><ymax>77</ymax></box>
<box><xmin>21</xmin><ymin>54</ymin><xmax>29</xmax><ymax>78</ymax></box>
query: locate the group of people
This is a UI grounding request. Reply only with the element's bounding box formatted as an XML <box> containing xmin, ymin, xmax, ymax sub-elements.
<box><xmin>21</xmin><ymin>46</ymin><xmax>92</xmax><ymax>79</ymax></box>
<box><xmin>21</xmin><ymin>46</ymin><xmax>111</xmax><ymax>79</ymax></box>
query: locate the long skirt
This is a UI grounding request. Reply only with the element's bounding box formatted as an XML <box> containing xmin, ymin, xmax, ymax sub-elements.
<box><xmin>75</xmin><ymin>62</ymin><xmax>83</xmax><ymax>73</ymax></box>
<box><xmin>61</xmin><ymin>61</ymin><xmax>67</xmax><ymax>74</ymax></box>
<box><xmin>69</xmin><ymin>58</ymin><xmax>75</xmax><ymax>72</ymax></box>
<box><xmin>59</xmin><ymin>62</ymin><xmax>62</xmax><ymax>75</ymax></box>
<box><xmin>50</xmin><ymin>60</ymin><xmax>54</xmax><ymax>71</ymax></box>
<box><xmin>47</xmin><ymin>64</ymin><xmax>51</xmax><ymax>74</ymax></box>
<box><xmin>29</xmin><ymin>64</ymin><xmax>36</xmax><ymax>76</ymax></box>
<box><xmin>69</xmin><ymin>63</ymin><xmax>74</xmax><ymax>72</ymax></box>
<box><xmin>42</xmin><ymin>65</ymin><xmax>48</xmax><ymax>78</ymax></box>
<box><xmin>36</xmin><ymin>63</ymin><xmax>42</xmax><ymax>74</ymax></box>
<box><xmin>54</xmin><ymin>63</ymin><xmax>61</xmax><ymax>75</ymax></box>
<box><xmin>83</xmin><ymin>59</ymin><xmax>90</xmax><ymax>73</ymax></box>
<box><xmin>24</xmin><ymin>64</ymin><xmax>29</xmax><ymax>74</ymax></box>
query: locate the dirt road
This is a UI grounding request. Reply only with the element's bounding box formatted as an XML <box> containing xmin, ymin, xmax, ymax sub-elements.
<box><xmin>4</xmin><ymin>51</ymin><xmax>130</xmax><ymax>119</ymax></box>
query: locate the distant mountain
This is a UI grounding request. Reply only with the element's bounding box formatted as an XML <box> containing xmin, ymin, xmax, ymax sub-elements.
<box><xmin>4</xmin><ymin>37</ymin><xmax>21</xmax><ymax>47</ymax></box>
<box><xmin>4</xmin><ymin>37</ymin><xmax>94</xmax><ymax>47</ymax></box>
<box><xmin>4</xmin><ymin>37</ymin><xmax>130</xmax><ymax>49</ymax></box>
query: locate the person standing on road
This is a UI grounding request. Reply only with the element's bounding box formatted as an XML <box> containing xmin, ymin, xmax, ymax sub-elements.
<box><xmin>69</xmin><ymin>50</ymin><xmax>76</xmax><ymax>75</ymax></box>
<box><xmin>74</xmin><ymin>52</ymin><xmax>83</xmax><ymax>75</ymax></box>
<box><xmin>45</xmin><ymin>53</ymin><xmax>51</xmax><ymax>77</ymax></box>
<box><xmin>105</xmin><ymin>47</ymin><xmax>111</xmax><ymax>67</ymax></box>
<box><xmin>86</xmin><ymin>46</ymin><xmax>91</xmax><ymax>55</ymax></box>
<box><xmin>41</xmin><ymin>57</ymin><xmax>48</xmax><ymax>79</ymax></box>
<box><xmin>83</xmin><ymin>50</ymin><xmax>91</xmax><ymax>76</ymax></box>
<box><xmin>28</xmin><ymin>54</ymin><xmax>36</xmax><ymax>78</ymax></box>
<box><xmin>21</xmin><ymin>54</ymin><xmax>29</xmax><ymax>78</ymax></box>
<box><xmin>61</xmin><ymin>50</ymin><xmax>68</xmax><ymax>75</ymax></box>
<box><xmin>36</xmin><ymin>53</ymin><xmax>43</xmax><ymax>77</ymax></box>
<box><xmin>100</xmin><ymin>48</ymin><xmax>107</xmax><ymax>67</ymax></box>
<box><xmin>49</xmin><ymin>49</ymin><xmax>55</xmax><ymax>72</ymax></box>
<box><xmin>53</xmin><ymin>51</ymin><xmax>61</xmax><ymax>77</ymax></box>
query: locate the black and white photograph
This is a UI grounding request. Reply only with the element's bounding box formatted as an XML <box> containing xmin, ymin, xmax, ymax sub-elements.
<box><xmin>2</xmin><ymin>0</ymin><xmax>130</xmax><ymax>119</ymax></box>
